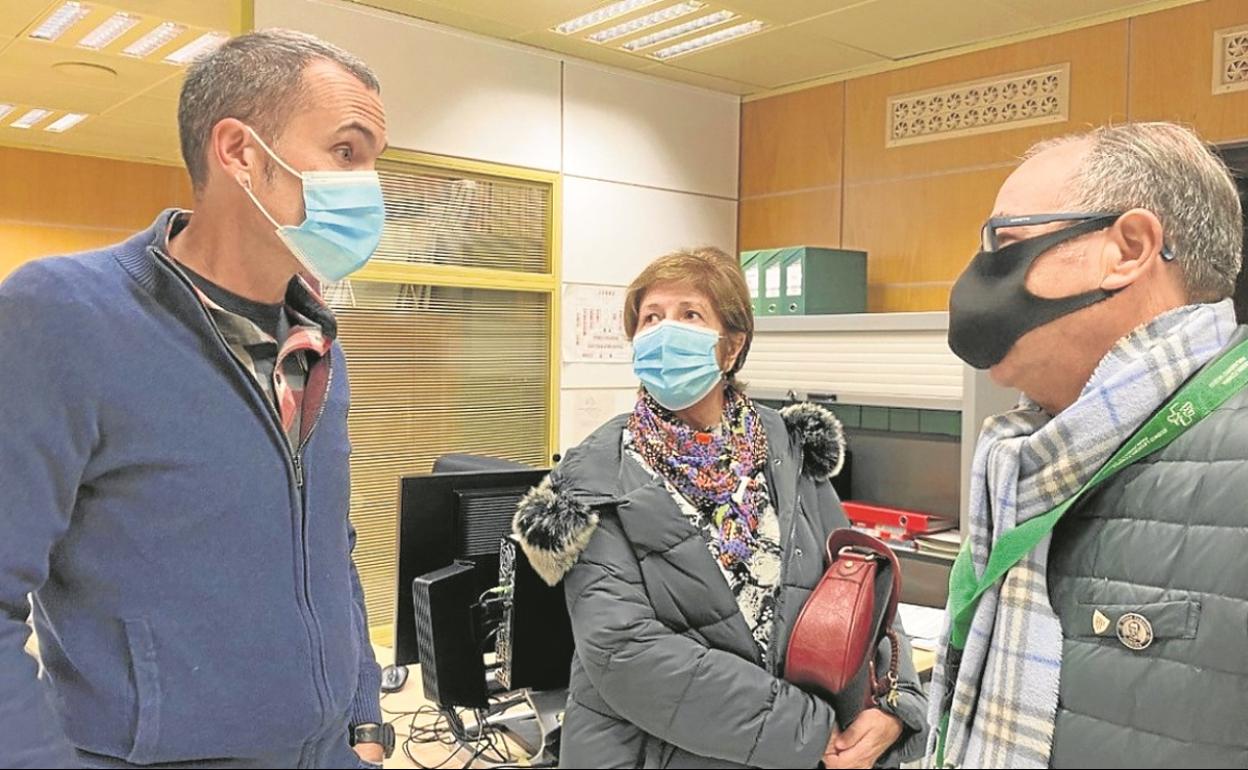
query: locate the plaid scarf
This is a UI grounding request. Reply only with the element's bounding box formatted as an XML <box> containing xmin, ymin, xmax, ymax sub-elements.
<box><xmin>628</xmin><ymin>387</ymin><xmax>770</xmax><ymax>568</ymax></box>
<box><xmin>927</xmin><ymin>300</ymin><xmax>1237</xmax><ymax>768</ymax></box>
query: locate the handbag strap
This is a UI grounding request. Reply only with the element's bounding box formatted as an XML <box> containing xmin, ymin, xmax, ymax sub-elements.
<box><xmin>825</xmin><ymin>529</ymin><xmax>901</xmax><ymax>628</ymax></box>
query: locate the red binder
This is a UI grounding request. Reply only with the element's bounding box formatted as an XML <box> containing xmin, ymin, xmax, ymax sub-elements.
<box><xmin>842</xmin><ymin>501</ymin><xmax>956</xmax><ymax>539</ymax></box>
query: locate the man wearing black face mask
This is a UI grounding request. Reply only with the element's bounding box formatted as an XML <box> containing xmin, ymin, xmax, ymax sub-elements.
<box><xmin>928</xmin><ymin>123</ymin><xmax>1248</xmax><ymax>769</ymax></box>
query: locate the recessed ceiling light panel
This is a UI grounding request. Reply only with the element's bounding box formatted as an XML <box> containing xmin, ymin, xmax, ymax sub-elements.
<box><xmin>29</xmin><ymin>1</ymin><xmax>91</xmax><ymax>42</ymax></box>
<box><xmin>11</xmin><ymin>108</ymin><xmax>53</xmax><ymax>129</ymax></box>
<box><xmin>45</xmin><ymin>112</ymin><xmax>89</xmax><ymax>132</ymax></box>
<box><xmin>587</xmin><ymin>2</ymin><xmax>704</xmax><ymax>45</ymax></box>
<box><xmin>622</xmin><ymin>9</ymin><xmax>736</xmax><ymax>51</ymax></box>
<box><xmin>122</xmin><ymin>21</ymin><xmax>185</xmax><ymax>58</ymax></box>
<box><xmin>650</xmin><ymin>19</ymin><xmax>766</xmax><ymax>60</ymax></box>
<box><xmin>163</xmin><ymin>31</ymin><xmax>229</xmax><ymax>65</ymax></box>
<box><xmin>553</xmin><ymin>0</ymin><xmax>662</xmax><ymax>36</ymax></box>
<box><xmin>77</xmin><ymin>11</ymin><xmax>141</xmax><ymax>50</ymax></box>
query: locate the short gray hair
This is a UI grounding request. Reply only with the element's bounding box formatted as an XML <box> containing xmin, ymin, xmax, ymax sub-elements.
<box><xmin>178</xmin><ymin>28</ymin><xmax>380</xmax><ymax>192</ymax></box>
<box><xmin>1026</xmin><ymin>122</ymin><xmax>1243</xmax><ymax>302</ymax></box>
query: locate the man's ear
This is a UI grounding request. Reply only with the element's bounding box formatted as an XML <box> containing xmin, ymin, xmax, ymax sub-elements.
<box><xmin>212</xmin><ymin>117</ymin><xmax>261</xmax><ymax>189</ymax></box>
<box><xmin>1100</xmin><ymin>208</ymin><xmax>1166</xmax><ymax>292</ymax></box>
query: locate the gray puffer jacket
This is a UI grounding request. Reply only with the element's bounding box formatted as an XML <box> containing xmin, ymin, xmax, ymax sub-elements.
<box><xmin>1046</xmin><ymin>327</ymin><xmax>1248</xmax><ymax>768</ymax></box>
<box><xmin>514</xmin><ymin>402</ymin><xmax>929</xmax><ymax>769</ymax></box>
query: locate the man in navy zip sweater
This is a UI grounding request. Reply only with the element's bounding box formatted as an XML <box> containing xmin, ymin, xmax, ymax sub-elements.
<box><xmin>0</xmin><ymin>30</ymin><xmax>391</xmax><ymax>768</ymax></box>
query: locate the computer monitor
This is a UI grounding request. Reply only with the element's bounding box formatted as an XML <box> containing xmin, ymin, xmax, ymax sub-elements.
<box><xmin>394</xmin><ymin>467</ymin><xmax>549</xmax><ymax>667</ymax></box>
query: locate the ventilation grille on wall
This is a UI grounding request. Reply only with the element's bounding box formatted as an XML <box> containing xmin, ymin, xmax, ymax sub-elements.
<box><xmin>886</xmin><ymin>64</ymin><xmax>1070</xmax><ymax>148</ymax></box>
<box><xmin>1214</xmin><ymin>25</ymin><xmax>1248</xmax><ymax>95</ymax></box>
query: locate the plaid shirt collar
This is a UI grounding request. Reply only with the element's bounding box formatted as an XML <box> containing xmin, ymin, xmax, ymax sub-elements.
<box><xmin>161</xmin><ymin>211</ymin><xmax>337</xmax><ymax>441</ymax></box>
<box><xmin>162</xmin><ymin>210</ymin><xmax>338</xmax><ymax>342</ymax></box>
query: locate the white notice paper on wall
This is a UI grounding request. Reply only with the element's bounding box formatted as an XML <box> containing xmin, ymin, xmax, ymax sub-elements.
<box><xmin>562</xmin><ymin>284</ymin><xmax>631</xmax><ymax>363</ymax></box>
<box><xmin>765</xmin><ymin>264</ymin><xmax>782</xmax><ymax>299</ymax></box>
<box><xmin>566</xmin><ymin>389</ymin><xmax>637</xmax><ymax>450</ymax></box>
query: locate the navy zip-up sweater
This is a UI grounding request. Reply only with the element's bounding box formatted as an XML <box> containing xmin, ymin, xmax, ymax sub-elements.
<box><xmin>0</xmin><ymin>211</ymin><xmax>381</xmax><ymax>767</ymax></box>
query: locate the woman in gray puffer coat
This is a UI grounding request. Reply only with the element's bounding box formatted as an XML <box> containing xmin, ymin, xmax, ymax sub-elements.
<box><xmin>514</xmin><ymin>248</ymin><xmax>929</xmax><ymax>769</ymax></box>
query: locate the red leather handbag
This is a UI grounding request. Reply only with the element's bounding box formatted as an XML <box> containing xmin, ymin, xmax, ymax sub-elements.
<box><xmin>784</xmin><ymin>529</ymin><xmax>902</xmax><ymax>727</ymax></box>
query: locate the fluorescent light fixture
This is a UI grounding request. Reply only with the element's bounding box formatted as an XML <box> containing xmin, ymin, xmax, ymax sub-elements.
<box><xmin>11</xmin><ymin>109</ymin><xmax>53</xmax><ymax>129</ymax></box>
<box><xmin>122</xmin><ymin>21</ymin><xmax>185</xmax><ymax>58</ymax></box>
<box><xmin>553</xmin><ymin>0</ymin><xmax>661</xmax><ymax>36</ymax></box>
<box><xmin>622</xmin><ymin>9</ymin><xmax>735</xmax><ymax>51</ymax></box>
<box><xmin>650</xmin><ymin>19</ymin><xmax>765</xmax><ymax>60</ymax></box>
<box><xmin>45</xmin><ymin>112</ymin><xmax>88</xmax><ymax>133</ymax></box>
<box><xmin>0</xmin><ymin>105</ymin><xmax>12</xmax><ymax>122</ymax></box>
<box><xmin>77</xmin><ymin>11</ymin><xmax>141</xmax><ymax>50</ymax></box>
<box><xmin>29</xmin><ymin>1</ymin><xmax>91</xmax><ymax>41</ymax></box>
<box><xmin>163</xmin><ymin>31</ymin><xmax>228</xmax><ymax>65</ymax></box>
<box><xmin>587</xmin><ymin>2</ymin><xmax>703</xmax><ymax>44</ymax></box>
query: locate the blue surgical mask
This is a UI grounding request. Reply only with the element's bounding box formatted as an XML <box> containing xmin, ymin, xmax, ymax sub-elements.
<box><xmin>240</xmin><ymin>127</ymin><xmax>386</xmax><ymax>284</ymax></box>
<box><xmin>632</xmin><ymin>320</ymin><xmax>724</xmax><ymax>411</ymax></box>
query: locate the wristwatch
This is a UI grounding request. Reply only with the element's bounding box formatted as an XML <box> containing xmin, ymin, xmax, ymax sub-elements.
<box><xmin>349</xmin><ymin>722</ymin><xmax>396</xmax><ymax>759</ymax></box>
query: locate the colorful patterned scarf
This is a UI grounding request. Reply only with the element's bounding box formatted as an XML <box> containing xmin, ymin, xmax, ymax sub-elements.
<box><xmin>628</xmin><ymin>387</ymin><xmax>770</xmax><ymax>568</ymax></box>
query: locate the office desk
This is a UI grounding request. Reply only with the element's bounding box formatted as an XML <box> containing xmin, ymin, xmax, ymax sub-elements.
<box><xmin>373</xmin><ymin>642</ymin><xmax>938</xmax><ymax>769</ymax></box>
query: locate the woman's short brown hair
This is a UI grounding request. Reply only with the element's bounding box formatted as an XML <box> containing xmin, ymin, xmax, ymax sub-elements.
<box><xmin>624</xmin><ymin>246</ymin><xmax>755</xmax><ymax>382</ymax></box>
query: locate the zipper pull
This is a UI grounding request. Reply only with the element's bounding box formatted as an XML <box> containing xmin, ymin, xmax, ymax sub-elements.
<box><xmin>293</xmin><ymin>455</ymin><xmax>304</xmax><ymax>488</ymax></box>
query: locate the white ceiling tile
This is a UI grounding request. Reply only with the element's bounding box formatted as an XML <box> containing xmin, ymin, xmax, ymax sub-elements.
<box><xmin>0</xmin><ymin>114</ymin><xmax>182</xmax><ymax>165</ymax></box>
<box><xmin>800</xmin><ymin>0</ymin><xmax>1041</xmax><ymax>60</ymax></box>
<box><xmin>4</xmin><ymin>35</ymin><xmax>178</xmax><ymax>84</ymax></box>
<box><xmin>994</xmin><ymin>0</ymin><xmax>1159</xmax><ymax>26</ymax></box>
<box><xmin>640</xmin><ymin>63</ymin><xmax>760</xmax><ymax>94</ymax></box>
<box><xmin>142</xmin><ymin>73</ymin><xmax>187</xmax><ymax>101</ymax></box>
<box><xmin>103</xmin><ymin>93</ymin><xmax>178</xmax><ymax>128</ymax></box>
<box><xmin>347</xmin><ymin>0</ymin><xmax>532</xmax><ymax>38</ymax></box>
<box><xmin>718</xmin><ymin>0</ymin><xmax>875</xmax><ymax>25</ymax></box>
<box><xmin>0</xmin><ymin>0</ymin><xmax>56</xmax><ymax>39</ymax></box>
<box><xmin>0</xmin><ymin>75</ymin><xmax>133</xmax><ymax>114</ymax></box>
<box><xmin>421</xmin><ymin>0</ymin><xmax>625</xmax><ymax>32</ymax></box>
<box><xmin>514</xmin><ymin>29</ymin><xmax>656</xmax><ymax>70</ymax></box>
<box><xmin>113</xmin><ymin>0</ymin><xmax>245</xmax><ymax>31</ymax></box>
<box><xmin>353</xmin><ymin>0</ymin><xmax>610</xmax><ymax>36</ymax></box>
<box><xmin>667</xmin><ymin>24</ymin><xmax>885</xmax><ymax>89</ymax></box>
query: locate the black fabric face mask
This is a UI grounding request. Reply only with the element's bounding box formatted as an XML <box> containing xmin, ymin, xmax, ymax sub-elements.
<box><xmin>948</xmin><ymin>215</ymin><xmax>1120</xmax><ymax>370</ymax></box>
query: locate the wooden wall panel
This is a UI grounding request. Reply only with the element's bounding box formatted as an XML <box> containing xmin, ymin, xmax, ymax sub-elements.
<box><xmin>739</xmin><ymin>188</ymin><xmax>841</xmax><ymax>251</ymax></box>
<box><xmin>844</xmin><ymin>22</ymin><xmax>1130</xmax><ymax>185</ymax></box>
<box><xmin>0</xmin><ymin>147</ymin><xmax>192</xmax><ymax>281</ymax></box>
<box><xmin>845</xmin><ymin>167</ymin><xmax>1013</xmax><ymax>311</ymax></box>
<box><xmin>734</xmin><ymin>3</ymin><xmax>1248</xmax><ymax>312</ymax></box>
<box><xmin>737</xmin><ymin>19</ymin><xmax>1133</xmax><ymax>311</ymax></box>
<box><xmin>0</xmin><ymin>223</ymin><xmax>131</xmax><ymax>281</ymax></box>
<box><xmin>0</xmin><ymin>147</ymin><xmax>191</xmax><ymax>230</ymax></box>
<box><xmin>740</xmin><ymin>82</ymin><xmax>843</xmax><ymax>197</ymax></box>
<box><xmin>1129</xmin><ymin>0</ymin><xmax>1248</xmax><ymax>143</ymax></box>
<box><xmin>866</xmin><ymin>283</ymin><xmax>957</xmax><ymax>313</ymax></box>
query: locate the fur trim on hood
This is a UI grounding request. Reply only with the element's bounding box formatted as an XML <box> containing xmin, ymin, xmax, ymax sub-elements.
<box><xmin>512</xmin><ymin>403</ymin><xmax>845</xmax><ymax>585</ymax></box>
<box><xmin>512</xmin><ymin>476</ymin><xmax>600</xmax><ymax>586</ymax></box>
<box><xmin>779</xmin><ymin>402</ymin><xmax>845</xmax><ymax>480</ymax></box>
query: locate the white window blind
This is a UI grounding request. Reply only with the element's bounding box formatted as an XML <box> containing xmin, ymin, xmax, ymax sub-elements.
<box><xmin>373</xmin><ymin>158</ymin><xmax>551</xmax><ymax>273</ymax></box>
<box><xmin>331</xmin><ymin>154</ymin><xmax>558</xmax><ymax>634</ymax></box>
